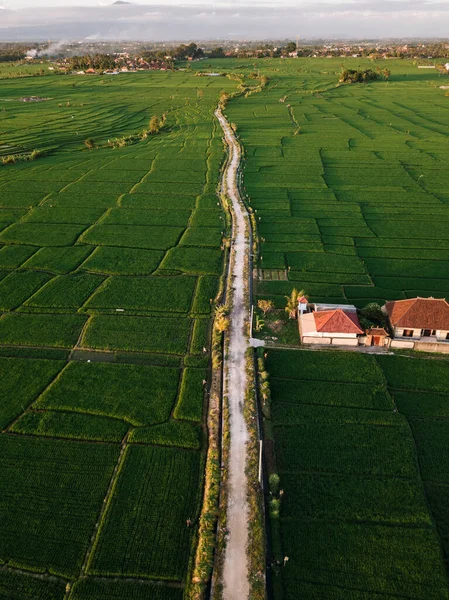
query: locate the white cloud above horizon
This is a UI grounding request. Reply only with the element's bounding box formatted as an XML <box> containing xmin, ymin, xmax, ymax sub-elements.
<box><xmin>1</xmin><ymin>0</ymin><xmax>448</xmax><ymax>39</ymax></box>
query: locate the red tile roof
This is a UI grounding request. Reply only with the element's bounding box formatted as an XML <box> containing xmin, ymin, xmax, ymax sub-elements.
<box><xmin>385</xmin><ymin>297</ymin><xmax>449</xmax><ymax>330</ymax></box>
<box><xmin>298</xmin><ymin>295</ymin><xmax>308</xmax><ymax>304</ymax></box>
<box><xmin>313</xmin><ymin>309</ymin><xmax>363</xmax><ymax>334</ymax></box>
<box><xmin>367</xmin><ymin>327</ymin><xmax>388</xmax><ymax>337</ymax></box>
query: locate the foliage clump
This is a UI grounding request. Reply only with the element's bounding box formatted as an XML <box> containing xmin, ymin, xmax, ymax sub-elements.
<box><xmin>339</xmin><ymin>68</ymin><xmax>387</xmax><ymax>83</ymax></box>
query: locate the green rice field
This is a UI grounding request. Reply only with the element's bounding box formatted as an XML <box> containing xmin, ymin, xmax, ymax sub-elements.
<box><xmin>0</xmin><ymin>66</ymin><xmax>237</xmax><ymax>598</ymax></box>
<box><xmin>218</xmin><ymin>57</ymin><xmax>449</xmax><ymax>307</ymax></box>
<box><xmin>214</xmin><ymin>56</ymin><xmax>449</xmax><ymax>600</ymax></box>
<box><xmin>264</xmin><ymin>348</ymin><xmax>449</xmax><ymax>600</ymax></box>
<box><xmin>3</xmin><ymin>55</ymin><xmax>449</xmax><ymax>600</ymax></box>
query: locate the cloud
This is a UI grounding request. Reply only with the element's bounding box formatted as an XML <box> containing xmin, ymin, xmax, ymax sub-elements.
<box><xmin>0</xmin><ymin>1</ymin><xmax>448</xmax><ymax>40</ymax></box>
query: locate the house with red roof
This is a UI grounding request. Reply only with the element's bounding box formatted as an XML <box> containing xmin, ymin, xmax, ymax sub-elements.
<box><xmin>383</xmin><ymin>297</ymin><xmax>449</xmax><ymax>343</ymax></box>
<box><xmin>299</xmin><ymin>302</ymin><xmax>364</xmax><ymax>346</ymax></box>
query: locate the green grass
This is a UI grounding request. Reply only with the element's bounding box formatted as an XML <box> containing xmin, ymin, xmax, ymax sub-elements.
<box><xmin>81</xmin><ymin>224</ymin><xmax>184</xmax><ymax>250</ymax></box>
<box><xmin>281</xmin><ymin>522</ymin><xmax>449</xmax><ymax>599</ymax></box>
<box><xmin>393</xmin><ymin>390</ymin><xmax>449</xmax><ymax>418</ymax></box>
<box><xmin>88</xmin><ymin>445</ymin><xmax>201</xmax><ymax>581</ymax></box>
<box><xmin>0</xmin><ymin>245</ymin><xmax>37</xmax><ymax>268</ymax></box>
<box><xmin>0</xmin><ymin>357</ymin><xmax>64</xmax><ymax>430</ymax></box>
<box><xmin>159</xmin><ymin>247</ymin><xmax>222</xmax><ymax>275</ymax></box>
<box><xmin>24</xmin><ymin>272</ymin><xmax>105</xmax><ymax>309</ymax></box>
<box><xmin>180</xmin><ymin>227</ymin><xmax>223</xmax><ymax>248</ymax></box>
<box><xmin>270</xmin><ymin>379</ymin><xmax>392</xmax><ymax>413</ymax></box>
<box><xmin>0</xmin><ymin>270</ymin><xmax>52</xmax><ymax>310</ymax></box>
<box><xmin>80</xmin><ymin>246</ymin><xmax>163</xmax><ymax>275</ymax></box>
<box><xmin>11</xmin><ymin>410</ymin><xmax>129</xmax><ymax>443</ymax></box>
<box><xmin>129</xmin><ymin>419</ymin><xmax>202</xmax><ymax>450</ymax></box>
<box><xmin>22</xmin><ymin>245</ymin><xmax>94</xmax><ymax>274</ymax></box>
<box><xmin>0</xmin><ymin>313</ymin><xmax>87</xmax><ymax>347</ymax></box>
<box><xmin>266</xmin><ymin>347</ymin><xmax>449</xmax><ymax>600</ymax></box>
<box><xmin>191</xmin><ymin>276</ymin><xmax>220</xmax><ymax>314</ymax></box>
<box><xmin>174</xmin><ymin>368</ymin><xmax>206</xmax><ymax>422</ymax></box>
<box><xmin>0</xmin><ymin>435</ymin><xmax>119</xmax><ymax>578</ymax></box>
<box><xmin>101</xmin><ymin>208</ymin><xmax>192</xmax><ymax>227</ymax></box>
<box><xmin>69</xmin><ymin>579</ymin><xmax>183</xmax><ymax>600</ymax></box>
<box><xmin>190</xmin><ymin>318</ymin><xmax>210</xmax><ymax>354</ymax></box>
<box><xmin>225</xmin><ymin>57</ymin><xmax>449</xmax><ymax>302</ymax></box>
<box><xmin>274</xmin><ymin>420</ymin><xmax>416</xmax><ymax>477</ymax></box>
<box><xmin>85</xmin><ymin>275</ymin><xmax>196</xmax><ymax>313</ymax></box>
<box><xmin>266</xmin><ymin>348</ymin><xmax>384</xmax><ymax>384</ymax></box>
<box><xmin>281</xmin><ymin>473</ymin><xmax>431</xmax><ymax>525</ymax></box>
<box><xmin>36</xmin><ymin>361</ymin><xmax>180</xmax><ymax>427</ymax></box>
<box><xmin>377</xmin><ymin>355</ymin><xmax>449</xmax><ymax>392</ymax></box>
<box><xmin>409</xmin><ymin>418</ymin><xmax>449</xmax><ymax>482</ymax></box>
<box><xmin>0</xmin><ymin>223</ymin><xmax>87</xmax><ymax>246</ymax></box>
<box><xmin>0</xmin><ymin>568</ymin><xmax>66</xmax><ymax>600</ymax></box>
<box><xmin>82</xmin><ymin>315</ymin><xmax>191</xmax><ymax>354</ymax></box>
<box><xmin>0</xmin><ymin>66</ymin><xmax>236</xmax><ymax>595</ymax></box>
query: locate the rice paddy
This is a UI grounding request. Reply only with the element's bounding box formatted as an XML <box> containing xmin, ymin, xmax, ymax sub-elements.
<box><xmin>3</xmin><ymin>55</ymin><xmax>449</xmax><ymax>600</ymax></box>
<box><xmin>0</xmin><ymin>67</ymin><xmax>237</xmax><ymax>598</ymax></box>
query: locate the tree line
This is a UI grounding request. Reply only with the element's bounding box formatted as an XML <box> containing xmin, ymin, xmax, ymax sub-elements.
<box><xmin>65</xmin><ymin>54</ymin><xmax>116</xmax><ymax>71</ymax></box>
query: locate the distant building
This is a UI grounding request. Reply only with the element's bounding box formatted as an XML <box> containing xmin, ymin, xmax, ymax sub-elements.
<box><xmin>383</xmin><ymin>297</ymin><xmax>449</xmax><ymax>342</ymax></box>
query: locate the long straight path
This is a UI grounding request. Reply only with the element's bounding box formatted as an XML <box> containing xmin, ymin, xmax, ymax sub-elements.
<box><xmin>215</xmin><ymin>107</ymin><xmax>251</xmax><ymax>599</ymax></box>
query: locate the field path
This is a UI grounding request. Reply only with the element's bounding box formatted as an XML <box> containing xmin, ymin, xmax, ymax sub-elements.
<box><xmin>215</xmin><ymin>107</ymin><xmax>251</xmax><ymax>599</ymax></box>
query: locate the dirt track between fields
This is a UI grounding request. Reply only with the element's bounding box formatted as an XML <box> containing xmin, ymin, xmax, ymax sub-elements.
<box><xmin>216</xmin><ymin>107</ymin><xmax>251</xmax><ymax>600</ymax></box>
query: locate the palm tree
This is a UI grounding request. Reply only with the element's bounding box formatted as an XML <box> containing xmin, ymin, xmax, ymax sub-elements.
<box><xmin>284</xmin><ymin>288</ymin><xmax>304</xmax><ymax>320</ymax></box>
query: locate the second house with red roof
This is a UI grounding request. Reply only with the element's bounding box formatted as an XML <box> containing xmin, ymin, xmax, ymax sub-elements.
<box><xmin>382</xmin><ymin>297</ymin><xmax>449</xmax><ymax>343</ymax></box>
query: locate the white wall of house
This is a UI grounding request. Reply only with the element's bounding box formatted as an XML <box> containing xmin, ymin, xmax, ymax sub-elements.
<box><xmin>394</xmin><ymin>327</ymin><xmax>422</xmax><ymax>338</ymax></box>
<box><xmin>395</xmin><ymin>327</ymin><xmax>449</xmax><ymax>341</ymax></box>
<box><xmin>331</xmin><ymin>338</ymin><xmax>359</xmax><ymax>346</ymax></box>
<box><xmin>303</xmin><ymin>337</ymin><xmax>331</xmax><ymax>345</ymax></box>
<box><xmin>391</xmin><ymin>340</ymin><xmax>415</xmax><ymax>349</ymax></box>
<box><xmin>303</xmin><ymin>331</ymin><xmax>358</xmax><ymax>339</ymax></box>
<box><xmin>436</xmin><ymin>330</ymin><xmax>449</xmax><ymax>341</ymax></box>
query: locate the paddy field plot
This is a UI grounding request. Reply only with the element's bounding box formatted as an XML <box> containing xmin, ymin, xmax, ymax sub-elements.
<box><xmin>0</xmin><ymin>68</ymin><xmax>237</xmax><ymax>597</ymax></box>
<box><xmin>220</xmin><ymin>57</ymin><xmax>449</xmax><ymax>307</ymax></box>
<box><xmin>264</xmin><ymin>348</ymin><xmax>449</xmax><ymax>600</ymax></box>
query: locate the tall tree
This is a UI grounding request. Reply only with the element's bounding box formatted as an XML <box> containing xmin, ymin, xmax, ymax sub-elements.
<box><xmin>284</xmin><ymin>288</ymin><xmax>305</xmax><ymax>320</ymax></box>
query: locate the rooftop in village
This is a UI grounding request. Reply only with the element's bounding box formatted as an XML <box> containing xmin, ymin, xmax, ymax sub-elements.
<box><xmin>384</xmin><ymin>297</ymin><xmax>449</xmax><ymax>330</ymax></box>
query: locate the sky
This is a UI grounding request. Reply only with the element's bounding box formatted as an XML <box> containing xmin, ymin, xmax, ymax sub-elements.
<box><xmin>6</xmin><ymin>0</ymin><xmax>361</xmax><ymax>6</ymax></box>
<box><xmin>1</xmin><ymin>0</ymin><xmax>449</xmax><ymax>40</ymax></box>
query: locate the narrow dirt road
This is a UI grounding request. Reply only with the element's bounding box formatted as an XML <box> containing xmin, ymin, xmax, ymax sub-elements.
<box><xmin>215</xmin><ymin>107</ymin><xmax>251</xmax><ymax>600</ymax></box>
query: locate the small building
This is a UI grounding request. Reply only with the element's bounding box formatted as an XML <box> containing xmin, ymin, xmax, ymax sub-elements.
<box><xmin>383</xmin><ymin>297</ymin><xmax>449</xmax><ymax>342</ymax></box>
<box><xmin>299</xmin><ymin>302</ymin><xmax>363</xmax><ymax>346</ymax></box>
<box><xmin>297</xmin><ymin>295</ymin><xmax>308</xmax><ymax>315</ymax></box>
<box><xmin>366</xmin><ymin>327</ymin><xmax>389</xmax><ymax>347</ymax></box>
